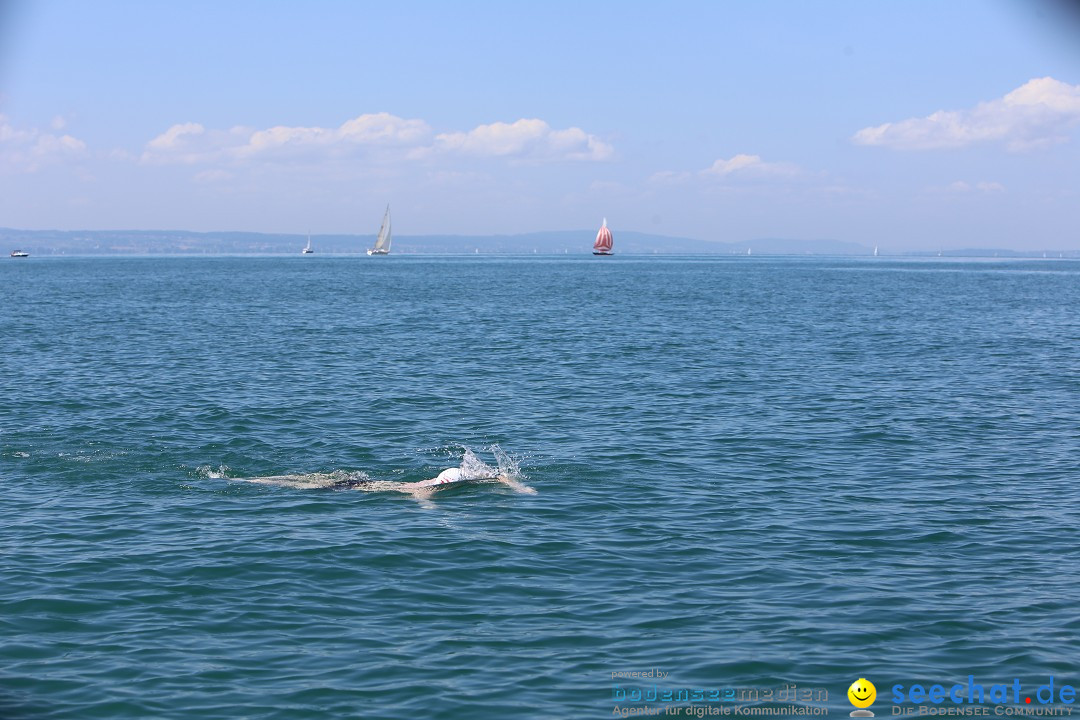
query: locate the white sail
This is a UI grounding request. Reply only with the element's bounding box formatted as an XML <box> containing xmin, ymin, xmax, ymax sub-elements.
<box><xmin>373</xmin><ymin>206</ymin><xmax>391</xmax><ymax>252</ymax></box>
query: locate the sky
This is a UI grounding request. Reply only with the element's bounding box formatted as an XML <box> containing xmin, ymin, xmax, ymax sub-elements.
<box><xmin>1</xmin><ymin>0</ymin><xmax>1079</xmax><ymax>250</ymax></box>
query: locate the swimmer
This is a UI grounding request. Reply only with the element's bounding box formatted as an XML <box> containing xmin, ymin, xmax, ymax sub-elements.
<box><xmin>241</xmin><ymin>455</ymin><xmax>536</xmax><ymax>501</ymax></box>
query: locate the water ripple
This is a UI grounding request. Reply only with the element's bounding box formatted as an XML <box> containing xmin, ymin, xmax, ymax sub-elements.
<box><xmin>1</xmin><ymin>257</ymin><xmax>1079</xmax><ymax>718</ymax></box>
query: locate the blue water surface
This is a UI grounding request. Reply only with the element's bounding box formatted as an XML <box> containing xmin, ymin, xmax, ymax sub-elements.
<box><xmin>1</xmin><ymin>256</ymin><xmax>1078</xmax><ymax>719</ymax></box>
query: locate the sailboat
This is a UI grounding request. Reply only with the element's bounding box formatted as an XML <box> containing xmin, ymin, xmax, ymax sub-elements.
<box><xmin>302</xmin><ymin>233</ymin><xmax>313</xmax><ymax>254</ymax></box>
<box><xmin>873</xmin><ymin>246</ymin><xmax>879</xmax><ymax>257</ymax></box>
<box><xmin>592</xmin><ymin>218</ymin><xmax>613</xmax><ymax>256</ymax></box>
<box><xmin>367</xmin><ymin>205</ymin><xmax>392</xmax><ymax>256</ymax></box>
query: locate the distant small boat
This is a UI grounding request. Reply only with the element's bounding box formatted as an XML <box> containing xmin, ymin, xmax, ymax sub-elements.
<box><xmin>592</xmin><ymin>218</ymin><xmax>614</xmax><ymax>256</ymax></box>
<box><xmin>10</xmin><ymin>250</ymin><xmax>28</xmax><ymax>258</ymax></box>
<box><xmin>302</xmin><ymin>234</ymin><xmax>313</xmax><ymax>254</ymax></box>
<box><xmin>873</xmin><ymin>246</ymin><xmax>879</xmax><ymax>257</ymax></box>
<box><xmin>367</xmin><ymin>205</ymin><xmax>391</xmax><ymax>256</ymax></box>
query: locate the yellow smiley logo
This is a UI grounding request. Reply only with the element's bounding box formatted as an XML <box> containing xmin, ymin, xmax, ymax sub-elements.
<box><xmin>848</xmin><ymin>678</ymin><xmax>876</xmax><ymax>709</ymax></box>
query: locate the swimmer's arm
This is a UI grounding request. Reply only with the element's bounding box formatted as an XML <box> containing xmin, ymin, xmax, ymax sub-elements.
<box><xmin>387</xmin><ymin>481</ymin><xmax>437</xmax><ymax>503</ymax></box>
<box><xmin>495</xmin><ymin>473</ymin><xmax>537</xmax><ymax>495</ymax></box>
<box><xmin>394</xmin><ymin>474</ymin><xmax>535</xmax><ymax>496</ymax></box>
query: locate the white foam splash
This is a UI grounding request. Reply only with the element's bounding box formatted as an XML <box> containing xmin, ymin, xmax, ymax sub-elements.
<box><xmin>469</xmin><ymin>444</ymin><xmax>536</xmax><ymax>494</ymax></box>
<box><xmin>452</xmin><ymin>444</ymin><xmax>527</xmax><ymax>482</ymax></box>
<box><xmin>460</xmin><ymin>447</ymin><xmax>497</xmax><ymax>480</ymax></box>
<box><xmin>197</xmin><ymin>465</ymin><xmax>232</xmax><ymax>480</ymax></box>
<box><xmin>490</xmin><ymin>444</ymin><xmax>523</xmax><ymax>479</ymax></box>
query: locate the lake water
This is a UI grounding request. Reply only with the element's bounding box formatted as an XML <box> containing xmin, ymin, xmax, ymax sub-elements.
<box><xmin>1</xmin><ymin>256</ymin><xmax>1078</xmax><ymax>719</ymax></box>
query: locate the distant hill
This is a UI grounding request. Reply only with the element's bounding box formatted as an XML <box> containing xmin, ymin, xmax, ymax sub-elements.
<box><xmin>0</xmin><ymin>227</ymin><xmax>884</xmax><ymax>256</ymax></box>
<box><xmin>4</xmin><ymin>227</ymin><xmax>1078</xmax><ymax>257</ymax></box>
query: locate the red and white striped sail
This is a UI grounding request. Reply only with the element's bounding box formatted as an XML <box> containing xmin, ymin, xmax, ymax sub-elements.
<box><xmin>593</xmin><ymin>218</ymin><xmax>614</xmax><ymax>253</ymax></box>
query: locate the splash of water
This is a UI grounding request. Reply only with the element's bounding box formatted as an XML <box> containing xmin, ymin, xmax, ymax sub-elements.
<box><xmin>459</xmin><ymin>447</ymin><xmax>496</xmax><ymax>480</ymax></box>
<box><xmin>197</xmin><ymin>464</ymin><xmax>232</xmax><ymax>480</ymax></box>
<box><xmin>455</xmin><ymin>444</ymin><xmax>526</xmax><ymax>481</ymax></box>
<box><xmin>490</xmin><ymin>444</ymin><xmax>523</xmax><ymax>478</ymax></box>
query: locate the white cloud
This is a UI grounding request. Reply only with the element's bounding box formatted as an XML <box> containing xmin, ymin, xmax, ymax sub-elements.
<box><xmin>146</xmin><ymin>122</ymin><xmax>205</xmax><ymax>151</ymax></box>
<box><xmin>934</xmin><ymin>180</ymin><xmax>1006</xmax><ymax>194</ymax></box>
<box><xmin>338</xmin><ymin>113</ymin><xmax>430</xmax><ymax>145</ymax></box>
<box><xmin>0</xmin><ymin>114</ymin><xmax>87</xmax><ymax>172</ymax></box>
<box><xmin>141</xmin><ymin>114</ymin><xmax>611</xmax><ymax>168</ymax></box>
<box><xmin>240</xmin><ymin>113</ymin><xmax>430</xmax><ymax>158</ymax></box>
<box><xmin>142</xmin><ymin>113</ymin><xmax>432</xmax><ymax>165</ymax></box>
<box><xmin>141</xmin><ymin>122</ymin><xmax>246</xmax><ymax>165</ymax></box>
<box><xmin>433</xmin><ymin>118</ymin><xmax>613</xmax><ymax>161</ymax></box>
<box><xmin>700</xmin><ymin>154</ymin><xmax>801</xmax><ymax>178</ymax></box>
<box><xmin>853</xmin><ymin>77</ymin><xmax>1080</xmax><ymax>151</ymax></box>
<box><xmin>649</xmin><ymin>153</ymin><xmax>805</xmax><ymax>190</ymax></box>
<box><xmin>34</xmin><ymin>134</ymin><xmax>86</xmax><ymax>154</ymax></box>
<box><xmin>705</xmin><ymin>154</ymin><xmax>762</xmax><ymax>175</ymax></box>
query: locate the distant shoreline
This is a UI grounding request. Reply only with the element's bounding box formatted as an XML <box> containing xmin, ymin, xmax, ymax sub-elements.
<box><xmin>6</xmin><ymin>252</ymin><xmax>1078</xmax><ymax>260</ymax></box>
<box><xmin>2</xmin><ymin>227</ymin><xmax>1075</xmax><ymax>257</ymax></box>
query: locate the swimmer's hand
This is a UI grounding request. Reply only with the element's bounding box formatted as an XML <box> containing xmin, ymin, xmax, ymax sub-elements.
<box><xmin>495</xmin><ymin>473</ymin><xmax>537</xmax><ymax>495</ymax></box>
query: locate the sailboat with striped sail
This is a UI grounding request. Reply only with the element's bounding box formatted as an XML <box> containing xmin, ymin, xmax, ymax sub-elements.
<box><xmin>592</xmin><ymin>218</ymin><xmax>614</xmax><ymax>256</ymax></box>
<box><xmin>367</xmin><ymin>205</ymin><xmax>392</xmax><ymax>256</ymax></box>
